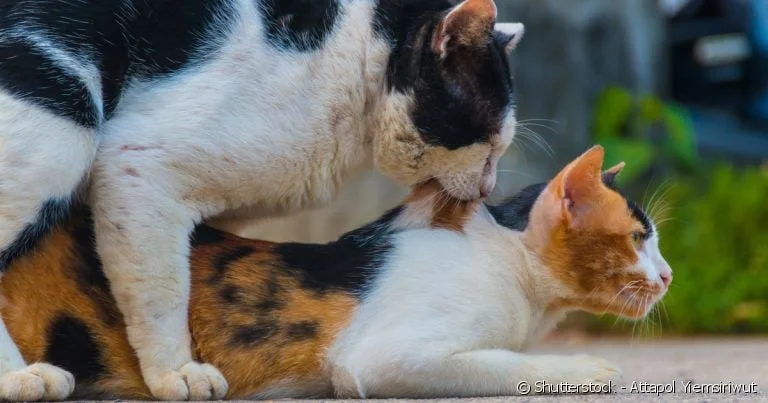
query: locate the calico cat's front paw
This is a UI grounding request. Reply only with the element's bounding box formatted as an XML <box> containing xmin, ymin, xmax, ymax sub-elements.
<box><xmin>147</xmin><ymin>362</ymin><xmax>228</xmax><ymax>400</ymax></box>
<box><xmin>0</xmin><ymin>363</ymin><xmax>75</xmax><ymax>401</ymax></box>
<box><xmin>564</xmin><ymin>354</ymin><xmax>623</xmax><ymax>386</ymax></box>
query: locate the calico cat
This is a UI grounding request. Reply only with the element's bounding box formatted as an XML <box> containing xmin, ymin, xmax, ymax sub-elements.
<box><xmin>0</xmin><ymin>0</ymin><xmax>524</xmax><ymax>399</ymax></box>
<box><xmin>0</xmin><ymin>145</ymin><xmax>672</xmax><ymax>399</ymax></box>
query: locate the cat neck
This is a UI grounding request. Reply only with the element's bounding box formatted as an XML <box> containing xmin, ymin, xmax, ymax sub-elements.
<box><xmin>463</xmin><ymin>208</ymin><xmax>573</xmax><ymax>341</ymax></box>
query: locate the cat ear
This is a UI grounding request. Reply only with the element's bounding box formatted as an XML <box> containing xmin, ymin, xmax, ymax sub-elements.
<box><xmin>494</xmin><ymin>22</ymin><xmax>525</xmax><ymax>54</ymax></box>
<box><xmin>551</xmin><ymin>145</ymin><xmax>606</xmax><ymax>225</ymax></box>
<box><xmin>601</xmin><ymin>162</ymin><xmax>625</xmax><ymax>188</ymax></box>
<box><xmin>432</xmin><ymin>0</ymin><xmax>498</xmax><ymax>58</ymax></box>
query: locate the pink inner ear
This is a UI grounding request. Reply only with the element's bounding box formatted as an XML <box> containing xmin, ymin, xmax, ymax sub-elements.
<box><xmin>434</xmin><ymin>0</ymin><xmax>498</xmax><ymax>56</ymax></box>
<box><xmin>557</xmin><ymin>146</ymin><xmax>606</xmax><ymax>221</ymax></box>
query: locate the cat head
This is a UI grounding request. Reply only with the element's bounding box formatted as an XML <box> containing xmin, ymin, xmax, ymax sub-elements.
<box><xmin>373</xmin><ymin>0</ymin><xmax>523</xmax><ymax>200</ymax></box>
<box><xmin>517</xmin><ymin>146</ymin><xmax>672</xmax><ymax>318</ymax></box>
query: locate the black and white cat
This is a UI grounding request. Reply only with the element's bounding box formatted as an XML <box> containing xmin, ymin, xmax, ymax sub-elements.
<box><xmin>0</xmin><ymin>0</ymin><xmax>523</xmax><ymax>400</ymax></box>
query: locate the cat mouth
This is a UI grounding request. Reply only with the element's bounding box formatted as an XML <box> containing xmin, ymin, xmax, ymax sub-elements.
<box><xmin>611</xmin><ymin>287</ymin><xmax>665</xmax><ymax>318</ymax></box>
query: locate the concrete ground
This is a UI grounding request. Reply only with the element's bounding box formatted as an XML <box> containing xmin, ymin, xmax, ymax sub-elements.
<box><xmin>523</xmin><ymin>336</ymin><xmax>768</xmax><ymax>401</ymax></box>
<box><xmin>323</xmin><ymin>337</ymin><xmax>767</xmax><ymax>402</ymax></box>
<box><xmin>83</xmin><ymin>337</ymin><xmax>766</xmax><ymax>402</ymax></box>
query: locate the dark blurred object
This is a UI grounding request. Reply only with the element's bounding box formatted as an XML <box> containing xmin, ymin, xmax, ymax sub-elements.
<box><xmin>667</xmin><ymin>0</ymin><xmax>768</xmax><ymax>130</ymax></box>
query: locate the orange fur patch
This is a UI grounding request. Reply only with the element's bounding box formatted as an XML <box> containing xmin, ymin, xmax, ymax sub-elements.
<box><xmin>0</xmin><ymin>213</ymin><xmax>149</xmax><ymax>398</ymax></box>
<box><xmin>532</xmin><ymin>146</ymin><xmax>656</xmax><ymax>317</ymax></box>
<box><xmin>1</xmin><ymin>214</ymin><xmax>360</xmax><ymax>399</ymax></box>
<box><xmin>405</xmin><ymin>180</ymin><xmax>480</xmax><ymax>232</ymax></box>
<box><xmin>189</xmin><ymin>232</ymin><xmax>358</xmax><ymax>398</ymax></box>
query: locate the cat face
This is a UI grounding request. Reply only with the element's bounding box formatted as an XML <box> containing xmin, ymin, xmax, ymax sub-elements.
<box><xmin>374</xmin><ymin>0</ymin><xmax>523</xmax><ymax>200</ymax></box>
<box><xmin>525</xmin><ymin>146</ymin><xmax>673</xmax><ymax>319</ymax></box>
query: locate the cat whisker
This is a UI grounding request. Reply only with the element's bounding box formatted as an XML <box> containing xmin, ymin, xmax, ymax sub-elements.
<box><xmin>660</xmin><ymin>299</ymin><xmax>670</xmax><ymax>322</ymax></box>
<box><xmin>649</xmin><ymin>198</ymin><xmax>675</xmax><ymax>225</ymax></box>
<box><xmin>652</xmin><ymin>217</ymin><xmax>680</xmax><ymax>228</ymax></box>
<box><xmin>643</xmin><ymin>177</ymin><xmax>674</xmax><ymax>212</ymax></box>
<box><xmin>515</xmin><ymin>127</ymin><xmax>555</xmax><ymax>160</ymax></box>
<box><xmin>517</xmin><ymin>121</ymin><xmax>559</xmax><ymax>134</ymax></box>
<box><xmin>646</xmin><ymin>181</ymin><xmax>675</xmax><ymax>222</ymax></box>
<box><xmin>655</xmin><ymin>302</ymin><xmax>664</xmax><ymax>339</ymax></box>
<box><xmin>496</xmin><ymin>169</ymin><xmax>536</xmax><ymax>181</ymax></box>
<box><xmin>644</xmin><ymin>181</ymin><xmax>673</xmax><ymax>224</ymax></box>
<box><xmin>613</xmin><ymin>287</ymin><xmax>642</xmax><ymax>328</ymax></box>
<box><xmin>603</xmin><ymin>280</ymin><xmax>641</xmax><ymax>316</ymax></box>
<box><xmin>516</xmin><ymin>118</ymin><xmax>561</xmax><ymax>126</ymax></box>
<box><xmin>508</xmin><ymin>139</ymin><xmax>532</xmax><ymax>166</ymax></box>
<box><xmin>516</xmin><ymin>120</ymin><xmax>561</xmax><ymax>137</ymax></box>
<box><xmin>630</xmin><ymin>294</ymin><xmax>642</xmax><ymax>340</ymax></box>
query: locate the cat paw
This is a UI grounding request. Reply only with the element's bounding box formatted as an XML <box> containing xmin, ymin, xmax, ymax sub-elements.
<box><xmin>0</xmin><ymin>363</ymin><xmax>75</xmax><ymax>401</ymax></box>
<box><xmin>147</xmin><ymin>362</ymin><xmax>228</xmax><ymax>400</ymax></box>
<box><xmin>566</xmin><ymin>354</ymin><xmax>623</xmax><ymax>386</ymax></box>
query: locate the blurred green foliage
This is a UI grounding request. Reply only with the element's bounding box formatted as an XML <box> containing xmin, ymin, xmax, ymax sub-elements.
<box><xmin>658</xmin><ymin>164</ymin><xmax>768</xmax><ymax>334</ymax></box>
<box><xmin>593</xmin><ymin>86</ymin><xmax>699</xmax><ymax>184</ymax></box>
<box><xmin>582</xmin><ymin>86</ymin><xmax>768</xmax><ymax>335</ymax></box>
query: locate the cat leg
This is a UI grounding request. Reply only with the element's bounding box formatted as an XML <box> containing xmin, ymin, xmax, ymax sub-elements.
<box><xmin>89</xmin><ymin>163</ymin><xmax>227</xmax><ymax>400</ymax></box>
<box><xmin>0</xmin><ymin>93</ymin><xmax>96</xmax><ymax>400</ymax></box>
<box><xmin>338</xmin><ymin>349</ymin><xmax>622</xmax><ymax>398</ymax></box>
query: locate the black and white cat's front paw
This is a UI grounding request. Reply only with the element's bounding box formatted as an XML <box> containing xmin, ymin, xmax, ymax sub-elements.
<box><xmin>0</xmin><ymin>363</ymin><xmax>75</xmax><ymax>401</ymax></box>
<box><xmin>147</xmin><ymin>362</ymin><xmax>228</xmax><ymax>401</ymax></box>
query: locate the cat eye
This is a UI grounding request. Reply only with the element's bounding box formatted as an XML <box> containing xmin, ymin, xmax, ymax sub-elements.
<box><xmin>630</xmin><ymin>231</ymin><xmax>645</xmax><ymax>248</ymax></box>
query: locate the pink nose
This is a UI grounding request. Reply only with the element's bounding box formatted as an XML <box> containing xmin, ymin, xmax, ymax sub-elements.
<box><xmin>480</xmin><ymin>183</ymin><xmax>492</xmax><ymax>198</ymax></box>
<box><xmin>660</xmin><ymin>272</ymin><xmax>672</xmax><ymax>288</ymax></box>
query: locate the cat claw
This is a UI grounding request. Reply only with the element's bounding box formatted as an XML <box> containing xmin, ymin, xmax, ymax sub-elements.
<box><xmin>567</xmin><ymin>354</ymin><xmax>623</xmax><ymax>386</ymax></box>
<box><xmin>147</xmin><ymin>362</ymin><xmax>228</xmax><ymax>401</ymax></box>
<box><xmin>0</xmin><ymin>363</ymin><xmax>75</xmax><ymax>401</ymax></box>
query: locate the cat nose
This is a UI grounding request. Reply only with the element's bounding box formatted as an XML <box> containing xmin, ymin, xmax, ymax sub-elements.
<box><xmin>480</xmin><ymin>183</ymin><xmax>492</xmax><ymax>198</ymax></box>
<box><xmin>659</xmin><ymin>272</ymin><xmax>672</xmax><ymax>288</ymax></box>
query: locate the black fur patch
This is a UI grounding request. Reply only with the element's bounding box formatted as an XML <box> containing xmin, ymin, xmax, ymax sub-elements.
<box><xmin>259</xmin><ymin>0</ymin><xmax>340</xmax><ymax>51</ymax></box>
<box><xmin>45</xmin><ymin>314</ymin><xmax>106</xmax><ymax>384</ymax></box>
<box><xmin>0</xmin><ymin>39</ymin><xmax>99</xmax><ymax>127</ymax></box>
<box><xmin>70</xmin><ymin>210</ymin><xmax>111</xmax><ymax>295</ymax></box>
<box><xmin>210</xmin><ymin>246</ymin><xmax>256</xmax><ymax>283</ymax></box>
<box><xmin>601</xmin><ymin>175</ymin><xmax>654</xmax><ymax>237</ymax></box>
<box><xmin>70</xmin><ymin>210</ymin><xmax>122</xmax><ymax>327</ymax></box>
<box><xmin>219</xmin><ymin>284</ymin><xmax>242</xmax><ymax>304</ymax></box>
<box><xmin>489</xmin><ymin>177</ymin><xmax>654</xmax><ymax>235</ymax></box>
<box><xmin>232</xmin><ymin>319</ymin><xmax>280</xmax><ymax>347</ymax></box>
<box><xmin>273</xmin><ymin>206</ymin><xmax>402</xmax><ymax>295</ymax></box>
<box><xmin>488</xmin><ymin>183</ymin><xmax>546</xmax><ymax>231</ymax></box>
<box><xmin>253</xmin><ymin>271</ymin><xmax>285</xmax><ymax>312</ymax></box>
<box><xmin>628</xmin><ymin>199</ymin><xmax>653</xmax><ymax>238</ymax></box>
<box><xmin>285</xmin><ymin>320</ymin><xmax>318</xmax><ymax>342</ymax></box>
<box><xmin>374</xmin><ymin>0</ymin><xmax>516</xmax><ymax>150</ymax></box>
<box><xmin>1</xmin><ymin>0</ymin><xmax>235</xmax><ymax>120</ymax></box>
<box><xmin>190</xmin><ymin>225</ymin><xmax>227</xmax><ymax>247</ymax></box>
<box><xmin>0</xmin><ymin>197</ymin><xmax>72</xmax><ymax>272</ymax></box>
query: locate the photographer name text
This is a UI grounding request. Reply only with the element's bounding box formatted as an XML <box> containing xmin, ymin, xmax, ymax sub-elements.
<box><xmin>515</xmin><ymin>380</ymin><xmax>759</xmax><ymax>395</ymax></box>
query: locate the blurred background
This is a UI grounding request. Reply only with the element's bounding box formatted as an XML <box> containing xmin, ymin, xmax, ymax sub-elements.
<box><xmin>237</xmin><ymin>0</ymin><xmax>768</xmax><ymax>338</ymax></box>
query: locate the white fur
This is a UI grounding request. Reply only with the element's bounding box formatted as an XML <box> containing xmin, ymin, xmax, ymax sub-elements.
<box><xmin>0</xmin><ymin>363</ymin><xmax>75</xmax><ymax>401</ymax></box>
<box><xmin>0</xmin><ymin>92</ymin><xmax>97</xmax><ymax>401</ymax></box>
<box><xmin>0</xmin><ymin>92</ymin><xmax>98</xmax><ymax>246</ymax></box>
<box><xmin>327</xmin><ymin>208</ymin><xmax>622</xmax><ymax>398</ymax></box>
<box><xmin>635</xmin><ymin>226</ymin><xmax>673</xmax><ymax>290</ymax></box>
<box><xmin>494</xmin><ymin>22</ymin><xmax>525</xmax><ymax>52</ymax></box>
<box><xmin>0</xmin><ymin>314</ymin><xmax>25</xmax><ymax>378</ymax></box>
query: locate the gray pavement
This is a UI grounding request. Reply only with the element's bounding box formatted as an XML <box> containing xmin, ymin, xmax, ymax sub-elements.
<box><xmin>525</xmin><ymin>336</ymin><xmax>767</xmax><ymax>401</ymax></box>
<box><xmin>80</xmin><ymin>337</ymin><xmax>767</xmax><ymax>402</ymax></box>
